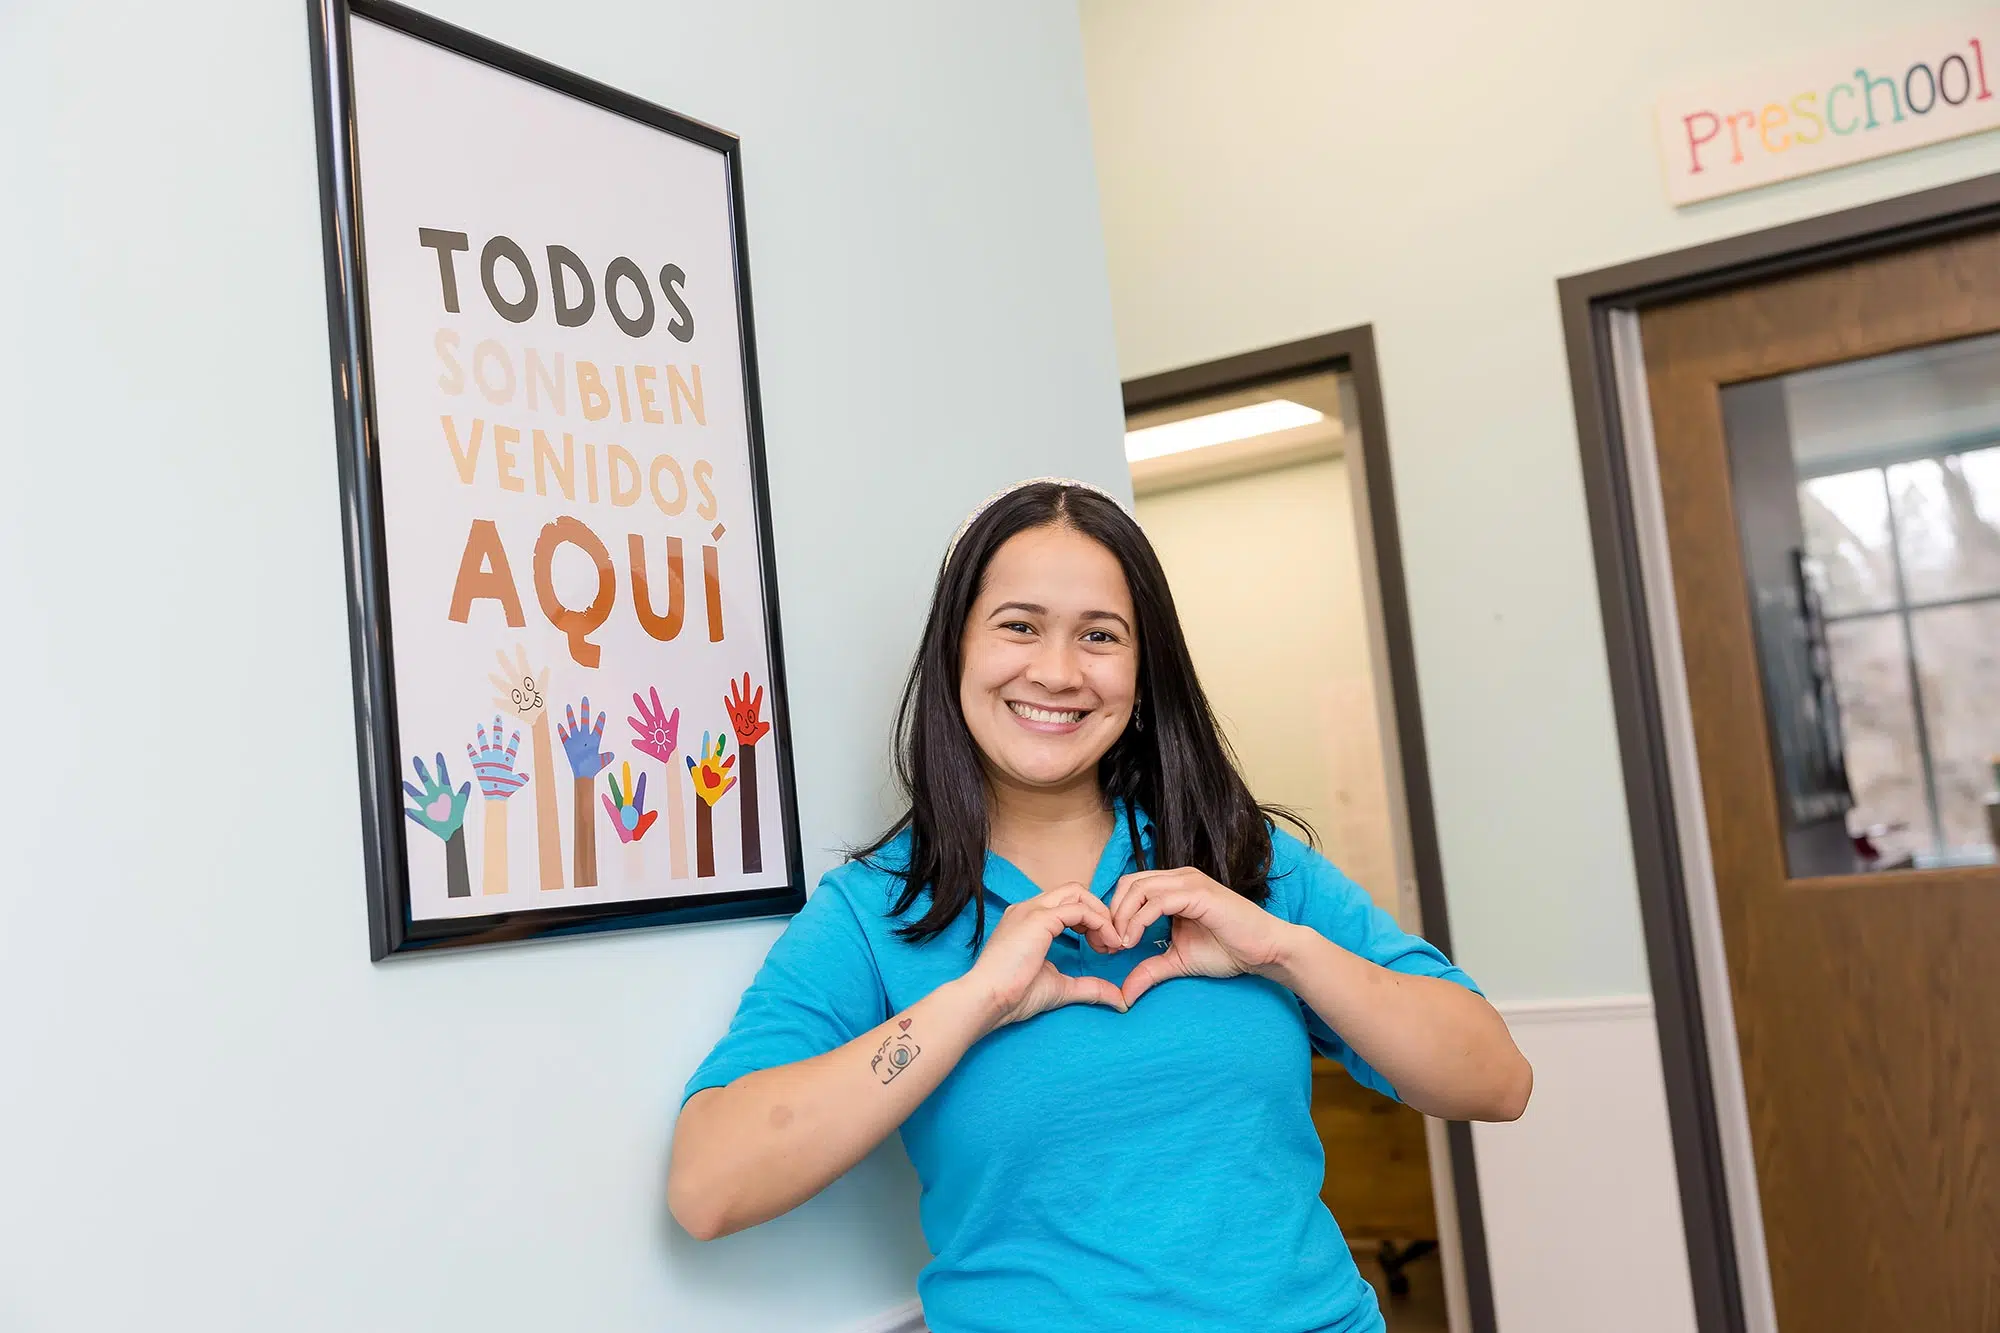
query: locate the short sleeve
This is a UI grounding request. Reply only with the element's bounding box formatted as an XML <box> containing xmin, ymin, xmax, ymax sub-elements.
<box><xmin>681</xmin><ymin>874</ymin><xmax>890</xmax><ymax>1105</ymax></box>
<box><xmin>1269</xmin><ymin>831</ymin><xmax>1483</xmax><ymax>1101</ymax></box>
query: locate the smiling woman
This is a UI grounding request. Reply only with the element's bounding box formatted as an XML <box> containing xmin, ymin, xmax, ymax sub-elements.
<box><xmin>667</xmin><ymin>479</ymin><xmax>1530</xmax><ymax>1333</ymax></box>
<box><xmin>964</xmin><ymin>533</ymin><xmax>1138</xmax><ymax>763</ymax></box>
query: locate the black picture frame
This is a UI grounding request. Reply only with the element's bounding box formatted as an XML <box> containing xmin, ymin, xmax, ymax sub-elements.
<box><xmin>306</xmin><ymin>0</ymin><xmax>805</xmax><ymax>959</ymax></box>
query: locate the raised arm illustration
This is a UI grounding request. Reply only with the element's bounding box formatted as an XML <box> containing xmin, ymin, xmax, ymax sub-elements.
<box><xmin>466</xmin><ymin>716</ymin><xmax>529</xmax><ymax>896</ymax></box>
<box><xmin>686</xmin><ymin>730</ymin><xmax>737</xmax><ymax>878</ymax></box>
<box><xmin>629</xmin><ymin>686</ymin><xmax>688</xmax><ymax>879</ymax></box>
<box><xmin>601</xmin><ymin>761</ymin><xmax>659</xmax><ymax>845</ymax></box>
<box><xmin>489</xmin><ymin>645</ymin><xmax>562</xmax><ymax>890</ymax></box>
<box><xmin>557</xmin><ymin>698</ymin><xmax>616</xmax><ymax>888</ymax></box>
<box><xmin>402</xmin><ymin>753</ymin><xmax>472</xmax><ymax>899</ymax></box>
<box><xmin>605</xmin><ymin>757</ymin><xmax>659</xmax><ymax>884</ymax></box>
<box><xmin>723</xmin><ymin>672</ymin><xmax>771</xmax><ymax>874</ymax></box>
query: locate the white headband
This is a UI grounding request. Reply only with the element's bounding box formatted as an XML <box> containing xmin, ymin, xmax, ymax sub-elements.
<box><xmin>944</xmin><ymin>475</ymin><xmax>1130</xmax><ymax>565</ymax></box>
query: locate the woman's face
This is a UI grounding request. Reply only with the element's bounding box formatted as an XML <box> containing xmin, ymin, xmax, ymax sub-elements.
<box><xmin>959</xmin><ymin>523</ymin><xmax>1139</xmax><ymax>795</ymax></box>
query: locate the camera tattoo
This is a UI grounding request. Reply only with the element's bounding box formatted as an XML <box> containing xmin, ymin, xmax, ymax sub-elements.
<box><xmin>872</xmin><ymin>1018</ymin><xmax>922</xmax><ymax>1085</ymax></box>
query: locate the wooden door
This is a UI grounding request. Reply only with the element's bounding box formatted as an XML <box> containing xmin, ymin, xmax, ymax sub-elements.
<box><xmin>1641</xmin><ymin>232</ymin><xmax>2000</xmax><ymax>1331</ymax></box>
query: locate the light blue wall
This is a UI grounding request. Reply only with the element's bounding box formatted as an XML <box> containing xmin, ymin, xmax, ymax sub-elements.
<box><xmin>0</xmin><ymin>2</ymin><xmax>1125</xmax><ymax>1329</ymax></box>
<box><xmin>1080</xmin><ymin>0</ymin><xmax>2000</xmax><ymax>1003</ymax></box>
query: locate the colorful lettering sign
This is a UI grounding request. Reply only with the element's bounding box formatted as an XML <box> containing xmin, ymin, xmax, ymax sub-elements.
<box><xmin>1656</xmin><ymin>16</ymin><xmax>2000</xmax><ymax>205</ymax></box>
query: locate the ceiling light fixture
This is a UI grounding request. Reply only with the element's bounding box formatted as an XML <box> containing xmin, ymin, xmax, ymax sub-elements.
<box><xmin>1122</xmin><ymin>399</ymin><xmax>1324</xmax><ymax>462</ymax></box>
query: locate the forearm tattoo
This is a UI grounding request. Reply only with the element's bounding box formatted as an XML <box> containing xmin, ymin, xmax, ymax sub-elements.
<box><xmin>871</xmin><ymin>1017</ymin><xmax>922</xmax><ymax>1084</ymax></box>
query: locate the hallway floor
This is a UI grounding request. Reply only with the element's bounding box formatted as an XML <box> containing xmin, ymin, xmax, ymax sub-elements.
<box><xmin>1357</xmin><ymin>1252</ymin><xmax>1449</xmax><ymax>1333</ymax></box>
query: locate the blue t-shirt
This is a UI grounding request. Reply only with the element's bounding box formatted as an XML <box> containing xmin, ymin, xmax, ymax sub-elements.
<box><xmin>683</xmin><ymin>806</ymin><xmax>1481</xmax><ymax>1333</ymax></box>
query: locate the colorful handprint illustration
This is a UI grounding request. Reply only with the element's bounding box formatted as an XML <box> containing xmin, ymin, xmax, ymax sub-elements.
<box><xmin>629</xmin><ymin>686</ymin><xmax>689</xmax><ymax>880</ymax></box>
<box><xmin>467</xmin><ymin>717</ymin><xmax>529</xmax><ymax>896</ymax></box>
<box><xmin>686</xmin><ymin>730</ymin><xmax>737</xmax><ymax>878</ymax></box>
<box><xmin>403</xmin><ymin>753</ymin><xmax>472</xmax><ymax>899</ymax></box>
<box><xmin>490</xmin><ymin>645</ymin><xmax>563</xmax><ymax>891</ymax></box>
<box><xmin>602</xmin><ymin>762</ymin><xmax>659</xmax><ymax>844</ymax></box>
<box><xmin>558</xmin><ymin>698</ymin><xmax>616</xmax><ymax>888</ymax></box>
<box><xmin>724</xmin><ymin>672</ymin><xmax>772</xmax><ymax>874</ymax></box>
<box><xmin>604</xmin><ymin>760</ymin><xmax>659</xmax><ymax>885</ymax></box>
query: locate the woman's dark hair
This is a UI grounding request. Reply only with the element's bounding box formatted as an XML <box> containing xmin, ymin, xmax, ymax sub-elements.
<box><xmin>855</xmin><ymin>480</ymin><xmax>1312</xmax><ymax>945</ymax></box>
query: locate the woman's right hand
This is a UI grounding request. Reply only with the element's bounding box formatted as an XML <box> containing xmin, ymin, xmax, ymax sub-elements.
<box><xmin>965</xmin><ymin>883</ymin><xmax>1128</xmax><ymax>1029</ymax></box>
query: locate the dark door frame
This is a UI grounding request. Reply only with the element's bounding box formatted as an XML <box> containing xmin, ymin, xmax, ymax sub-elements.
<box><xmin>1559</xmin><ymin>170</ymin><xmax>2000</xmax><ymax>1333</ymax></box>
<box><xmin>1125</xmin><ymin>325</ymin><xmax>1499</xmax><ymax>1333</ymax></box>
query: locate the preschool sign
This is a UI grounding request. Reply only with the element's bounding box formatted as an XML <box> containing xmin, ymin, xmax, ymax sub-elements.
<box><xmin>310</xmin><ymin>0</ymin><xmax>803</xmax><ymax>957</ymax></box>
<box><xmin>1656</xmin><ymin>15</ymin><xmax>2000</xmax><ymax>205</ymax></box>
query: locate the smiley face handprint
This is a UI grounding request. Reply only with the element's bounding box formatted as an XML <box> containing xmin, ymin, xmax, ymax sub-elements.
<box><xmin>402</xmin><ymin>753</ymin><xmax>472</xmax><ymax>899</ymax></box>
<box><xmin>488</xmin><ymin>645</ymin><xmax>547</xmax><ymax>726</ymax></box>
<box><xmin>558</xmin><ymin>698</ymin><xmax>615</xmax><ymax>888</ymax></box>
<box><xmin>724</xmin><ymin>672</ymin><xmax>771</xmax><ymax>874</ymax></box>
<box><xmin>686</xmin><ymin>730</ymin><xmax>736</xmax><ymax>878</ymax></box>
<box><xmin>723</xmin><ymin>674</ymin><xmax>772</xmax><ymax>747</ymax></box>
<box><xmin>490</xmin><ymin>644</ymin><xmax>563</xmax><ymax>891</ymax></box>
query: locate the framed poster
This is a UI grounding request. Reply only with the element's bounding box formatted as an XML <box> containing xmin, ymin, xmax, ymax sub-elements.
<box><xmin>307</xmin><ymin>0</ymin><xmax>805</xmax><ymax>958</ymax></box>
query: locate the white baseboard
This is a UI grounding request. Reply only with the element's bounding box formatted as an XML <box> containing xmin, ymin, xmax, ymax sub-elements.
<box><xmin>843</xmin><ymin>1298</ymin><xmax>924</xmax><ymax>1333</ymax></box>
<box><xmin>1493</xmin><ymin>993</ymin><xmax>1654</xmax><ymax>1023</ymax></box>
<box><xmin>1476</xmin><ymin>993</ymin><xmax>1699</xmax><ymax>1333</ymax></box>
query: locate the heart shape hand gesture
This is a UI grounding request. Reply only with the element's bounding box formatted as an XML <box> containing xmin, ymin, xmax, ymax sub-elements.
<box><xmin>1108</xmin><ymin>867</ymin><xmax>1292</xmax><ymax>1006</ymax></box>
<box><xmin>965</xmin><ymin>884</ymin><xmax>1128</xmax><ymax>1028</ymax></box>
<box><xmin>963</xmin><ymin>870</ymin><xmax>1296</xmax><ymax>1033</ymax></box>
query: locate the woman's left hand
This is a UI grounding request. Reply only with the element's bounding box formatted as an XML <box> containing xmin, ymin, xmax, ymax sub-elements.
<box><xmin>1107</xmin><ymin>867</ymin><xmax>1293</xmax><ymax>1006</ymax></box>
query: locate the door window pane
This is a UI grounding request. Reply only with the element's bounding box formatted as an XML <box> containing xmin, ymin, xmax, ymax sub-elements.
<box><xmin>1725</xmin><ymin>330</ymin><xmax>2000</xmax><ymax>875</ymax></box>
<box><xmin>1909</xmin><ymin>601</ymin><xmax>2000</xmax><ymax>858</ymax></box>
<box><xmin>1802</xmin><ymin>471</ymin><xmax>1896</xmax><ymax>616</ymax></box>
<box><xmin>1824</xmin><ymin>615</ymin><xmax>1928</xmax><ymax>868</ymax></box>
<box><xmin>1889</xmin><ymin>447</ymin><xmax>2000</xmax><ymax>605</ymax></box>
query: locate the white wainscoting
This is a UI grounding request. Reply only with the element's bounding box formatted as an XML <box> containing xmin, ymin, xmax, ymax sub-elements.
<box><xmin>1473</xmin><ymin>996</ymin><xmax>1698</xmax><ymax>1333</ymax></box>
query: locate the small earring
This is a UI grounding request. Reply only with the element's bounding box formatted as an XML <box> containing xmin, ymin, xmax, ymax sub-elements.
<box><xmin>1132</xmin><ymin>696</ymin><xmax>1145</xmax><ymax>733</ymax></box>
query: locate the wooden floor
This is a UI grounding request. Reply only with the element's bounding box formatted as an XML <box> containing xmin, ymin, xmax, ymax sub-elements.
<box><xmin>1319</xmin><ymin>1058</ymin><xmax>1449</xmax><ymax>1332</ymax></box>
<box><xmin>1313</xmin><ymin>1059</ymin><xmax>1436</xmax><ymax>1238</ymax></box>
<box><xmin>1354</xmin><ymin>1249</ymin><xmax>1450</xmax><ymax>1333</ymax></box>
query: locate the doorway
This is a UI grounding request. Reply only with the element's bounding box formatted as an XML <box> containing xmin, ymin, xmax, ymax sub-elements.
<box><xmin>1565</xmin><ymin>178</ymin><xmax>2000</xmax><ymax>1333</ymax></box>
<box><xmin>1124</xmin><ymin>331</ymin><xmax>1497</xmax><ymax>1333</ymax></box>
